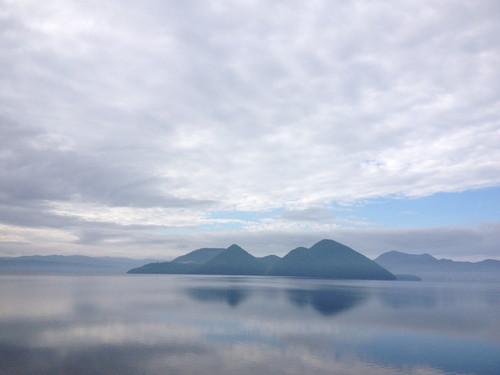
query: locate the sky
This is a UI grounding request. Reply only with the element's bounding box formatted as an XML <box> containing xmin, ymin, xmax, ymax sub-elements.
<box><xmin>1</xmin><ymin>0</ymin><xmax>499</xmax><ymax>261</ymax></box>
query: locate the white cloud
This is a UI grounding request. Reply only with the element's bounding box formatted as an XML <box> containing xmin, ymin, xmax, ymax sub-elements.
<box><xmin>1</xmin><ymin>0</ymin><xmax>499</xmax><ymax>259</ymax></box>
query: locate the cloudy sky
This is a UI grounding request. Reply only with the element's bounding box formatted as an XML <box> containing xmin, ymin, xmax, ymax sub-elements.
<box><xmin>1</xmin><ymin>0</ymin><xmax>499</xmax><ymax>260</ymax></box>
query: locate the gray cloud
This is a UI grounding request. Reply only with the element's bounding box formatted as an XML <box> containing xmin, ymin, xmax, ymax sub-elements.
<box><xmin>1</xmin><ymin>215</ymin><xmax>499</xmax><ymax>261</ymax></box>
<box><xmin>0</xmin><ymin>119</ymin><xmax>213</xmax><ymax>209</ymax></box>
<box><xmin>1</xmin><ymin>0</ymin><xmax>499</xmax><ymax>259</ymax></box>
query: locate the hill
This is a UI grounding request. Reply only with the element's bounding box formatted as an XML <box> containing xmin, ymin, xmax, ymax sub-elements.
<box><xmin>172</xmin><ymin>248</ymin><xmax>225</xmax><ymax>264</ymax></box>
<box><xmin>375</xmin><ymin>251</ymin><xmax>500</xmax><ymax>281</ymax></box>
<box><xmin>129</xmin><ymin>245</ymin><xmax>267</xmax><ymax>275</ymax></box>
<box><xmin>270</xmin><ymin>239</ymin><xmax>396</xmax><ymax>280</ymax></box>
<box><xmin>193</xmin><ymin>244</ymin><xmax>266</xmax><ymax>275</ymax></box>
<box><xmin>127</xmin><ymin>261</ymin><xmax>194</xmax><ymax>274</ymax></box>
<box><xmin>128</xmin><ymin>239</ymin><xmax>396</xmax><ymax>280</ymax></box>
<box><xmin>0</xmin><ymin>255</ymin><xmax>159</xmax><ymax>274</ymax></box>
<box><xmin>128</xmin><ymin>247</ymin><xmax>226</xmax><ymax>274</ymax></box>
<box><xmin>259</xmin><ymin>255</ymin><xmax>281</xmax><ymax>273</ymax></box>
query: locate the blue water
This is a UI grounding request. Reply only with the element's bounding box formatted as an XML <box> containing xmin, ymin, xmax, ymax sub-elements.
<box><xmin>0</xmin><ymin>275</ymin><xmax>499</xmax><ymax>375</ymax></box>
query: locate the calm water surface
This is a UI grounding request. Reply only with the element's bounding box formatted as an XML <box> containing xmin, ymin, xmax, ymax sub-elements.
<box><xmin>0</xmin><ymin>275</ymin><xmax>499</xmax><ymax>375</ymax></box>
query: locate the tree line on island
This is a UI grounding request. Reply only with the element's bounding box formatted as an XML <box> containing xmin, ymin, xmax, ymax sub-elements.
<box><xmin>127</xmin><ymin>239</ymin><xmax>397</xmax><ymax>280</ymax></box>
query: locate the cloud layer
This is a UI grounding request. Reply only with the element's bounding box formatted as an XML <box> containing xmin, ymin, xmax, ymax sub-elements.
<box><xmin>1</xmin><ymin>0</ymin><xmax>499</xmax><ymax>259</ymax></box>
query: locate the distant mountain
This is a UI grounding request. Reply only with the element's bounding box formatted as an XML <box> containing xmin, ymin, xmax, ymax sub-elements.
<box><xmin>127</xmin><ymin>261</ymin><xmax>194</xmax><ymax>274</ymax></box>
<box><xmin>129</xmin><ymin>247</ymin><xmax>226</xmax><ymax>274</ymax></box>
<box><xmin>270</xmin><ymin>240</ymin><xmax>396</xmax><ymax>280</ymax></box>
<box><xmin>269</xmin><ymin>246</ymin><xmax>308</xmax><ymax>275</ymax></box>
<box><xmin>128</xmin><ymin>239</ymin><xmax>397</xmax><ymax>281</ymax></box>
<box><xmin>193</xmin><ymin>244</ymin><xmax>267</xmax><ymax>275</ymax></box>
<box><xmin>376</xmin><ymin>251</ymin><xmax>438</xmax><ymax>267</ymax></box>
<box><xmin>171</xmin><ymin>248</ymin><xmax>225</xmax><ymax>264</ymax></box>
<box><xmin>129</xmin><ymin>245</ymin><xmax>267</xmax><ymax>275</ymax></box>
<box><xmin>375</xmin><ymin>250</ymin><xmax>500</xmax><ymax>281</ymax></box>
<box><xmin>0</xmin><ymin>255</ymin><xmax>159</xmax><ymax>274</ymax></box>
<box><xmin>259</xmin><ymin>254</ymin><xmax>281</xmax><ymax>273</ymax></box>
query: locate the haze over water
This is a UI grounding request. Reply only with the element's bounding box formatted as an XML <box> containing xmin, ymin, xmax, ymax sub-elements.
<box><xmin>1</xmin><ymin>275</ymin><xmax>499</xmax><ymax>375</ymax></box>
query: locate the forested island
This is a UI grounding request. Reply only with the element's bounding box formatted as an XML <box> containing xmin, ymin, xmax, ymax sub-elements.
<box><xmin>128</xmin><ymin>239</ymin><xmax>397</xmax><ymax>280</ymax></box>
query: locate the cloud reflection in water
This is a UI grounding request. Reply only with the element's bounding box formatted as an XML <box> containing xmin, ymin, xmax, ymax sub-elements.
<box><xmin>0</xmin><ymin>275</ymin><xmax>499</xmax><ymax>375</ymax></box>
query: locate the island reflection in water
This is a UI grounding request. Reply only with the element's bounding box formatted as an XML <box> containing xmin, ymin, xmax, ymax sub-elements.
<box><xmin>0</xmin><ymin>275</ymin><xmax>499</xmax><ymax>375</ymax></box>
<box><xmin>187</xmin><ymin>284</ymin><xmax>367</xmax><ymax>316</ymax></box>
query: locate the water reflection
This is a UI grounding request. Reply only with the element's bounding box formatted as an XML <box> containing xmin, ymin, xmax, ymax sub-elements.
<box><xmin>186</xmin><ymin>285</ymin><xmax>367</xmax><ymax>315</ymax></box>
<box><xmin>187</xmin><ymin>287</ymin><xmax>251</xmax><ymax>307</ymax></box>
<box><xmin>377</xmin><ymin>287</ymin><xmax>437</xmax><ymax>309</ymax></box>
<box><xmin>0</xmin><ymin>275</ymin><xmax>499</xmax><ymax>375</ymax></box>
<box><xmin>286</xmin><ymin>287</ymin><xmax>366</xmax><ymax>316</ymax></box>
<box><xmin>0</xmin><ymin>341</ymin><xmax>207</xmax><ymax>375</ymax></box>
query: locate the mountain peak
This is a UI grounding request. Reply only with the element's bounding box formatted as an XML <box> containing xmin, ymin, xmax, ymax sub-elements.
<box><xmin>271</xmin><ymin>239</ymin><xmax>396</xmax><ymax>280</ymax></box>
<box><xmin>309</xmin><ymin>239</ymin><xmax>357</xmax><ymax>258</ymax></box>
<box><xmin>194</xmin><ymin>244</ymin><xmax>265</xmax><ymax>275</ymax></box>
<box><xmin>227</xmin><ymin>244</ymin><xmax>244</xmax><ymax>252</ymax></box>
<box><xmin>128</xmin><ymin>239</ymin><xmax>397</xmax><ymax>280</ymax></box>
<box><xmin>311</xmin><ymin>239</ymin><xmax>341</xmax><ymax>248</ymax></box>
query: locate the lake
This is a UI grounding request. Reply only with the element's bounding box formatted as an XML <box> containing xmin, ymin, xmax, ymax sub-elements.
<box><xmin>0</xmin><ymin>275</ymin><xmax>499</xmax><ymax>375</ymax></box>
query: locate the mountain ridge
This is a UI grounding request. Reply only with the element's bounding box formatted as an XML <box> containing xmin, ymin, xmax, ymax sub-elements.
<box><xmin>193</xmin><ymin>244</ymin><xmax>267</xmax><ymax>275</ymax></box>
<box><xmin>172</xmin><ymin>248</ymin><xmax>225</xmax><ymax>264</ymax></box>
<box><xmin>0</xmin><ymin>255</ymin><xmax>159</xmax><ymax>274</ymax></box>
<box><xmin>128</xmin><ymin>239</ymin><xmax>396</xmax><ymax>280</ymax></box>
<box><xmin>270</xmin><ymin>240</ymin><xmax>395</xmax><ymax>279</ymax></box>
<box><xmin>374</xmin><ymin>250</ymin><xmax>500</xmax><ymax>281</ymax></box>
